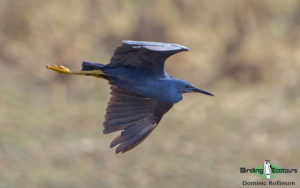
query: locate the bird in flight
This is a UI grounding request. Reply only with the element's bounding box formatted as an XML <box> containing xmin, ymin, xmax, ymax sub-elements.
<box><xmin>47</xmin><ymin>40</ymin><xmax>213</xmax><ymax>153</ymax></box>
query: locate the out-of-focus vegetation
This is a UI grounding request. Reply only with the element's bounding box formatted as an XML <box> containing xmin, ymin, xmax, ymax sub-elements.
<box><xmin>0</xmin><ymin>0</ymin><xmax>300</xmax><ymax>187</ymax></box>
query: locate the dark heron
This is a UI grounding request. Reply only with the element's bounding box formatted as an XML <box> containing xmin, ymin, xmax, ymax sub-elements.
<box><xmin>47</xmin><ymin>40</ymin><xmax>213</xmax><ymax>153</ymax></box>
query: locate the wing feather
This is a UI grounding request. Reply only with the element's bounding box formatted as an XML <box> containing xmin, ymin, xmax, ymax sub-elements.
<box><xmin>109</xmin><ymin>40</ymin><xmax>188</xmax><ymax>76</ymax></box>
<box><xmin>103</xmin><ymin>85</ymin><xmax>173</xmax><ymax>153</ymax></box>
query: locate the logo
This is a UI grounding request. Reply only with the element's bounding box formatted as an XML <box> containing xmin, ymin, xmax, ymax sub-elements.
<box><xmin>240</xmin><ymin>160</ymin><xmax>297</xmax><ymax>186</ymax></box>
<box><xmin>264</xmin><ymin>160</ymin><xmax>272</xmax><ymax>180</ymax></box>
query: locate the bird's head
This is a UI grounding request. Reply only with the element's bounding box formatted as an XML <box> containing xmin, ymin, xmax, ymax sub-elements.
<box><xmin>175</xmin><ymin>79</ymin><xmax>214</xmax><ymax>96</ymax></box>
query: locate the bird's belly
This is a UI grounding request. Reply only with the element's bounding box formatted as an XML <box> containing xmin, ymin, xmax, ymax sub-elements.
<box><xmin>105</xmin><ymin>67</ymin><xmax>182</xmax><ymax>103</ymax></box>
<box><xmin>131</xmin><ymin>80</ymin><xmax>182</xmax><ymax>104</ymax></box>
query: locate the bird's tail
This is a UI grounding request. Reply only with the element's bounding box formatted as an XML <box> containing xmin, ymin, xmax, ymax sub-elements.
<box><xmin>81</xmin><ymin>61</ymin><xmax>105</xmax><ymax>71</ymax></box>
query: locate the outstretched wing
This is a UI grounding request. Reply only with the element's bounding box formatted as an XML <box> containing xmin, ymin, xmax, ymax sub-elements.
<box><xmin>109</xmin><ymin>40</ymin><xmax>189</xmax><ymax>75</ymax></box>
<box><xmin>103</xmin><ymin>85</ymin><xmax>173</xmax><ymax>153</ymax></box>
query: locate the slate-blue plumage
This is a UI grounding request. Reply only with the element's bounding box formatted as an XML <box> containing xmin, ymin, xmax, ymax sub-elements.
<box><xmin>47</xmin><ymin>40</ymin><xmax>213</xmax><ymax>153</ymax></box>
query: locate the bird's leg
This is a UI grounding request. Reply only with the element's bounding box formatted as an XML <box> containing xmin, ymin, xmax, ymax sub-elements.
<box><xmin>46</xmin><ymin>64</ymin><xmax>107</xmax><ymax>78</ymax></box>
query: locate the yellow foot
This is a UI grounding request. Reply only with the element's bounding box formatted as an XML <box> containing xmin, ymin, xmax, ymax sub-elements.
<box><xmin>46</xmin><ymin>64</ymin><xmax>108</xmax><ymax>79</ymax></box>
<box><xmin>46</xmin><ymin>64</ymin><xmax>71</xmax><ymax>74</ymax></box>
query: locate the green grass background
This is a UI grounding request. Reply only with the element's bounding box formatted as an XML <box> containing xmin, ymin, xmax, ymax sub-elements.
<box><xmin>0</xmin><ymin>0</ymin><xmax>300</xmax><ymax>187</ymax></box>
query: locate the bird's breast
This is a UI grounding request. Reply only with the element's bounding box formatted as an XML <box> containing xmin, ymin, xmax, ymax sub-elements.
<box><xmin>135</xmin><ymin>79</ymin><xmax>183</xmax><ymax>104</ymax></box>
<box><xmin>105</xmin><ymin>66</ymin><xmax>182</xmax><ymax>103</ymax></box>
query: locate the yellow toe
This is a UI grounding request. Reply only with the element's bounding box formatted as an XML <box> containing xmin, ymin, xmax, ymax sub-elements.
<box><xmin>46</xmin><ymin>64</ymin><xmax>71</xmax><ymax>74</ymax></box>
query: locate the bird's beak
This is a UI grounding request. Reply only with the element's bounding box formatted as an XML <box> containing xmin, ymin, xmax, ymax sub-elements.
<box><xmin>192</xmin><ymin>87</ymin><xmax>214</xmax><ymax>96</ymax></box>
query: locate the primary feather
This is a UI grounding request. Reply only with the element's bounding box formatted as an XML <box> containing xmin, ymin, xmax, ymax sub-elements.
<box><xmin>104</xmin><ymin>85</ymin><xmax>173</xmax><ymax>153</ymax></box>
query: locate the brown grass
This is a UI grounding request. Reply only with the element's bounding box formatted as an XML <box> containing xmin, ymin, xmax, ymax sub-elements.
<box><xmin>1</xmin><ymin>0</ymin><xmax>300</xmax><ymax>187</ymax></box>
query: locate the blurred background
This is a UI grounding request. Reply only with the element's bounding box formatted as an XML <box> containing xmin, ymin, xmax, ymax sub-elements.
<box><xmin>0</xmin><ymin>0</ymin><xmax>300</xmax><ymax>187</ymax></box>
